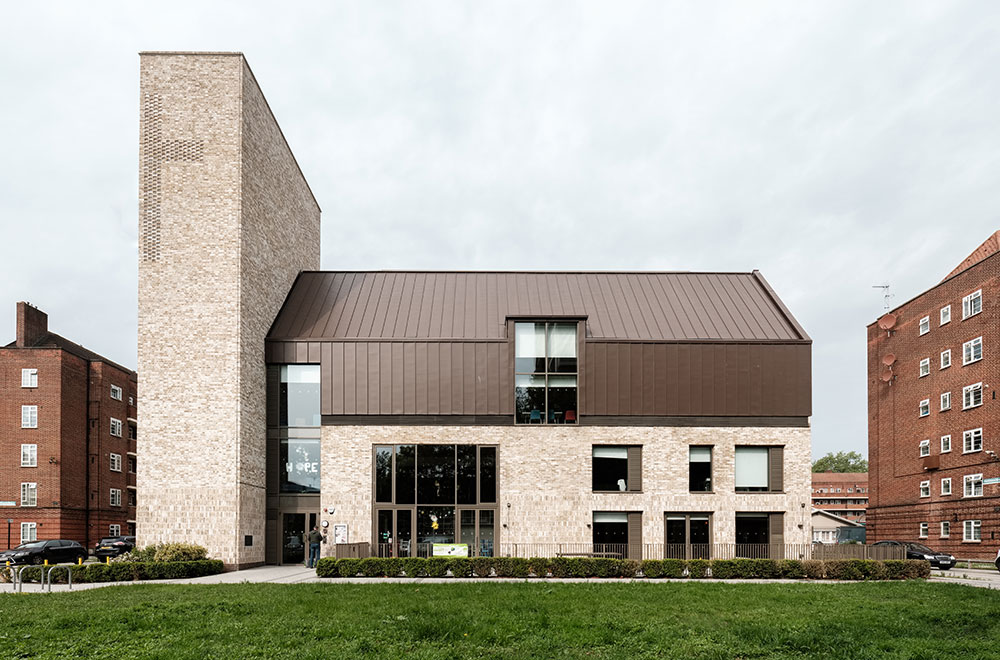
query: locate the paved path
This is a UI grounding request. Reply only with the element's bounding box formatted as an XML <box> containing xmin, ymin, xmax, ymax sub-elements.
<box><xmin>929</xmin><ymin>567</ymin><xmax>1000</xmax><ymax>590</ymax></box>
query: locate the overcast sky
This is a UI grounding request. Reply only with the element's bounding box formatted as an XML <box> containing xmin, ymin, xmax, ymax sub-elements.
<box><xmin>2</xmin><ymin>2</ymin><xmax>999</xmax><ymax>459</ymax></box>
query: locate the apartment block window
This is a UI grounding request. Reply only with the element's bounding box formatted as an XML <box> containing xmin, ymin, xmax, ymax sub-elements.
<box><xmin>963</xmin><ymin>474</ymin><xmax>983</xmax><ymax>498</ymax></box>
<box><xmin>110</xmin><ymin>418</ymin><xmax>122</xmax><ymax>437</ymax></box>
<box><xmin>689</xmin><ymin>446</ymin><xmax>713</xmax><ymax>492</ymax></box>
<box><xmin>514</xmin><ymin>322</ymin><xmax>577</xmax><ymax>424</ymax></box>
<box><xmin>21</xmin><ymin>405</ymin><xmax>38</xmax><ymax>429</ymax></box>
<box><xmin>941</xmin><ymin>350</ymin><xmax>951</xmax><ymax>369</ymax></box>
<box><xmin>128</xmin><ymin>455</ymin><xmax>137</xmax><ymax>474</ymax></box>
<box><xmin>919</xmin><ymin>316</ymin><xmax>930</xmax><ymax>335</ymax></box>
<box><xmin>941</xmin><ymin>478</ymin><xmax>952</xmax><ymax>496</ymax></box>
<box><xmin>963</xmin><ymin>428</ymin><xmax>983</xmax><ymax>453</ymax></box>
<box><xmin>109</xmin><ymin>524</ymin><xmax>121</xmax><ymax>537</ymax></box>
<box><xmin>110</xmin><ymin>385</ymin><xmax>123</xmax><ymax>401</ymax></box>
<box><xmin>940</xmin><ymin>392</ymin><xmax>951</xmax><ymax>411</ymax></box>
<box><xmin>21</xmin><ymin>368</ymin><xmax>37</xmax><ymax>388</ymax></box>
<box><xmin>110</xmin><ymin>453</ymin><xmax>122</xmax><ymax>472</ymax></box>
<box><xmin>110</xmin><ymin>489</ymin><xmax>122</xmax><ymax>507</ymax></box>
<box><xmin>21</xmin><ymin>444</ymin><xmax>37</xmax><ymax>467</ymax></box>
<box><xmin>129</xmin><ymin>424</ymin><xmax>137</xmax><ymax>441</ymax></box>
<box><xmin>919</xmin><ymin>399</ymin><xmax>930</xmax><ymax>417</ymax></box>
<box><xmin>962</xmin><ymin>383</ymin><xmax>983</xmax><ymax>410</ymax></box>
<box><xmin>962</xmin><ymin>290</ymin><xmax>982</xmax><ymax>319</ymax></box>
<box><xmin>128</xmin><ymin>489</ymin><xmax>137</xmax><ymax>506</ymax></box>
<box><xmin>592</xmin><ymin>446</ymin><xmax>642</xmax><ymax>492</ymax></box>
<box><xmin>941</xmin><ymin>521</ymin><xmax>950</xmax><ymax>538</ymax></box>
<box><xmin>20</xmin><ymin>522</ymin><xmax>36</xmax><ymax>544</ymax></box>
<box><xmin>941</xmin><ymin>435</ymin><xmax>951</xmax><ymax>453</ymax></box>
<box><xmin>734</xmin><ymin>446</ymin><xmax>783</xmax><ymax>493</ymax></box>
<box><xmin>21</xmin><ymin>482</ymin><xmax>37</xmax><ymax>507</ymax></box>
<box><xmin>940</xmin><ymin>305</ymin><xmax>951</xmax><ymax>325</ymax></box>
<box><xmin>919</xmin><ymin>522</ymin><xmax>928</xmax><ymax>538</ymax></box>
<box><xmin>919</xmin><ymin>439</ymin><xmax>930</xmax><ymax>457</ymax></box>
<box><xmin>963</xmin><ymin>519</ymin><xmax>981</xmax><ymax>542</ymax></box>
<box><xmin>919</xmin><ymin>358</ymin><xmax>930</xmax><ymax>377</ymax></box>
<box><xmin>963</xmin><ymin>337</ymin><xmax>983</xmax><ymax>365</ymax></box>
<box><xmin>919</xmin><ymin>480</ymin><xmax>930</xmax><ymax>498</ymax></box>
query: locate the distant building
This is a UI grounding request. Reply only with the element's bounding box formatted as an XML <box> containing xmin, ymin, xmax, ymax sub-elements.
<box><xmin>811</xmin><ymin>508</ymin><xmax>864</xmax><ymax>544</ymax></box>
<box><xmin>811</xmin><ymin>472</ymin><xmax>868</xmax><ymax>523</ymax></box>
<box><xmin>1</xmin><ymin>302</ymin><xmax>137</xmax><ymax>550</ymax></box>
<box><xmin>868</xmin><ymin>232</ymin><xmax>1000</xmax><ymax>559</ymax></box>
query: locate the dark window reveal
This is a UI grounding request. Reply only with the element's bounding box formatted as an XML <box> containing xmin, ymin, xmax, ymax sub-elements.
<box><xmin>514</xmin><ymin>322</ymin><xmax>578</xmax><ymax>424</ymax></box>
<box><xmin>592</xmin><ymin>446</ymin><xmax>641</xmax><ymax>492</ymax></box>
<box><xmin>395</xmin><ymin>445</ymin><xmax>416</xmax><ymax>505</ymax></box>
<box><xmin>688</xmin><ymin>446</ymin><xmax>712</xmax><ymax>492</ymax></box>
<box><xmin>480</xmin><ymin>447</ymin><xmax>496</xmax><ymax>503</ymax></box>
<box><xmin>375</xmin><ymin>446</ymin><xmax>393</xmax><ymax>503</ymax></box>
<box><xmin>457</xmin><ymin>445</ymin><xmax>477</xmax><ymax>505</ymax></box>
<box><xmin>418</xmin><ymin>445</ymin><xmax>455</xmax><ymax>504</ymax></box>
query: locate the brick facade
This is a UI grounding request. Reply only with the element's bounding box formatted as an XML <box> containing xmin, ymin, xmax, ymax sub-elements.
<box><xmin>137</xmin><ymin>52</ymin><xmax>320</xmax><ymax>567</ymax></box>
<box><xmin>811</xmin><ymin>472</ymin><xmax>868</xmax><ymax>523</ymax></box>
<box><xmin>868</xmin><ymin>237</ymin><xmax>1000</xmax><ymax>558</ymax></box>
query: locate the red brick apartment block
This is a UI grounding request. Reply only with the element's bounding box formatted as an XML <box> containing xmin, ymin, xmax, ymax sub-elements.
<box><xmin>0</xmin><ymin>302</ymin><xmax>136</xmax><ymax>551</ymax></box>
<box><xmin>812</xmin><ymin>472</ymin><xmax>868</xmax><ymax>523</ymax></box>
<box><xmin>868</xmin><ymin>232</ymin><xmax>1000</xmax><ymax>558</ymax></box>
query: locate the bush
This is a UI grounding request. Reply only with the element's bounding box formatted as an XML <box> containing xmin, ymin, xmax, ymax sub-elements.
<box><xmin>621</xmin><ymin>559</ymin><xmax>640</xmax><ymax>578</ymax></box>
<box><xmin>425</xmin><ymin>557</ymin><xmax>450</xmax><ymax>577</ymax></box>
<box><xmin>357</xmin><ymin>557</ymin><xmax>401</xmax><ymax>577</ymax></box>
<box><xmin>315</xmin><ymin>557</ymin><xmax>338</xmax><ymax>578</ymax></box>
<box><xmin>640</xmin><ymin>560</ymin><xmax>664</xmax><ymax>579</ymax></box>
<box><xmin>749</xmin><ymin>559</ymin><xmax>780</xmax><ymax>579</ymax></box>
<box><xmin>401</xmin><ymin>557</ymin><xmax>425</xmax><ymax>578</ymax></box>
<box><xmin>337</xmin><ymin>558</ymin><xmax>362</xmax><ymax>577</ymax></box>
<box><xmin>527</xmin><ymin>557</ymin><xmax>550</xmax><ymax>578</ymax></box>
<box><xmin>687</xmin><ymin>559</ymin><xmax>710</xmax><ymax>579</ymax></box>
<box><xmin>711</xmin><ymin>560</ymin><xmax>738</xmax><ymax>579</ymax></box>
<box><xmin>777</xmin><ymin>560</ymin><xmax>805</xmax><ymax>579</ymax></box>
<box><xmin>448</xmin><ymin>558</ymin><xmax>473</xmax><ymax>578</ymax></box>
<box><xmin>825</xmin><ymin>560</ymin><xmax>862</xmax><ymax>581</ymax></box>
<box><xmin>471</xmin><ymin>557</ymin><xmax>495</xmax><ymax>577</ymax></box>
<box><xmin>661</xmin><ymin>559</ymin><xmax>686</xmax><ymax>578</ymax></box>
<box><xmin>904</xmin><ymin>560</ymin><xmax>931</xmax><ymax>579</ymax></box>
<box><xmin>591</xmin><ymin>559</ymin><xmax>622</xmax><ymax>578</ymax></box>
<box><xmin>495</xmin><ymin>557</ymin><xmax>530</xmax><ymax>578</ymax></box>
<box><xmin>855</xmin><ymin>560</ymin><xmax>886</xmax><ymax>581</ymax></box>
<box><xmin>550</xmin><ymin>557</ymin><xmax>594</xmax><ymax>578</ymax></box>
<box><xmin>802</xmin><ymin>560</ymin><xmax>825</xmax><ymax>579</ymax></box>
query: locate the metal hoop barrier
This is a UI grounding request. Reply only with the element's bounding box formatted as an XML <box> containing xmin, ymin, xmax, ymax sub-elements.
<box><xmin>45</xmin><ymin>565</ymin><xmax>72</xmax><ymax>592</ymax></box>
<box><xmin>8</xmin><ymin>565</ymin><xmax>74</xmax><ymax>593</ymax></box>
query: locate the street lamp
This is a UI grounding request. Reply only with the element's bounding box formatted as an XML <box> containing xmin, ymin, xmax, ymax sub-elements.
<box><xmin>6</xmin><ymin>519</ymin><xmax>12</xmax><ymax>551</ymax></box>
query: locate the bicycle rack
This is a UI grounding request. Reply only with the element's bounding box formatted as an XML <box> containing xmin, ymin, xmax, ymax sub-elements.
<box><xmin>45</xmin><ymin>565</ymin><xmax>72</xmax><ymax>592</ymax></box>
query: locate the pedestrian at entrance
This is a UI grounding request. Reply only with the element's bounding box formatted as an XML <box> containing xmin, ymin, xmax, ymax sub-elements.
<box><xmin>306</xmin><ymin>526</ymin><xmax>326</xmax><ymax>568</ymax></box>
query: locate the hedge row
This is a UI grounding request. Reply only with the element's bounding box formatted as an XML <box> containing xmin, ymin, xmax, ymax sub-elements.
<box><xmin>315</xmin><ymin>557</ymin><xmax>930</xmax><ymax>580</ymax></box>
<box><xmin>1</xmin><ymin>560</ymin><xmax>224</xmax><ymax>584</ymax></box>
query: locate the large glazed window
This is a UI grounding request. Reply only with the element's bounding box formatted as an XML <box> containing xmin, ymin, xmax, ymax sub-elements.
<box><xmin>734</xmin><ymin>446</ymin><xmax>783</xmax><ymax>493</ymax></box>
<box><xmin>281</xmin><ymin>436</ymin><xmax>321</xmax><ymax>493</ymax></box>
<box><xmin>688</xmin><ymin>446</ymin><xmax>713</xmax><ymax>492</ymax></box>
<box><xmin>592</xmin><ymin>446</ymin><xmax>642</xmax><ymax>492</ymax></box>
<box><xmin>514</xmin><ymin>322</ymin><xmax>577</xmax><ymax>424</ymax></box>
<box><xmin>280</xmin><ymin>365</ymin><xmax>321</xmax><ymax>427</ymax></box>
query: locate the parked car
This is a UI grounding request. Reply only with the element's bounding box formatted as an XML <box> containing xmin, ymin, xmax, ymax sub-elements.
<box><xmin>0</xmin><ymin>539</ymin><xmax>89</xmax><ymax>565</ymax></box>
<box><xmin>93</xmin><ymin>536</ymin><xmax>136</xmax><ymax>559</ymax></box>
<box><xmin>871</xmin><ymin>540</ymin><xmax>955</xmax><ymax>569</ymax></box>
<box><xmin>995</xmin><ymin>547</ymin><xmax>999</xmax><ymax>573</ymax></box>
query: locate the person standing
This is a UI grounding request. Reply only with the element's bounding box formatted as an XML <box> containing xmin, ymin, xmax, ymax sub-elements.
<box><xmin>307</xmin><ymin>526</ymin><xmax>326</xmax><ymax>569</ymax></box>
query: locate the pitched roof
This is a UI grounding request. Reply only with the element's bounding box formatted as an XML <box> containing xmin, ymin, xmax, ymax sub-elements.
<box><xmin>4</xmin><ymin>332</ymin><xmax>135</xmax><ymax>375</ymax></box>
<box><xmin>811</xmin><ymin>508</ymin><xmax>864</xmax><ymax>527</ymax></box>
<box><xmin>945</xmin><ymin>230</ymin><xmax>1000</xmax><ymax>280</ymax></box>
<box><xmin>268</xmin><ymin>271</ymin><xmax>809</xmax><ymax>342</ymax></box>
<box><xmin>812</xmin><ymin>472</ymin><xmax>868</xmax><ymax>483</ymax></box>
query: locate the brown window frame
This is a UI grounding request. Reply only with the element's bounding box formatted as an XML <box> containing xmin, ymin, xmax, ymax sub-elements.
<box><xmin>512</xmin><ymin>320</ymin><xmax>580</xmax><ymax>425</ymax></box>
<box><xmin>734</xmin><ymin>445</ymin><xmax>784</xmax><ymax>493</ymax></box>
<box><xmin>592</xmin><ymin>445</ymin><xmax>642</xmax><ymax>492</ymax></box>
<box><xmin>664</xmin><ymin>512</ymin><xmax>713</xmax><ymax>559</ymax></box>
<box><xmin>688</xmin><ymin>445</ymin><xmax>713</xmax><ymax>493</ymax></box>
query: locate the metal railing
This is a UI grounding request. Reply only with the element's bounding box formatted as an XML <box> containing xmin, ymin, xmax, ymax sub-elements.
<box><xmin>2</xmin><ymin>564</ymin><xmax>76</xmax><ymax>593</ymax></box>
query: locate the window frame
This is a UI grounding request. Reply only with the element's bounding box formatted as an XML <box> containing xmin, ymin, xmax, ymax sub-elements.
<box><xmin>963</xmin><ymin>473</ymin><xmax>983</xmax><ymax>498</ymax></box>
<box><xmin>21</xmin><ymin>482</ymin><xmax>37</xmax><ymax>507</ymax></box>
<box><xmin>919</xmin><ymin>316</ymin><xmax>930</xmax><ymax>335</ymax></box>
<box><xmin>962</xmin><ymin>337</ymin><xmax>983</xmax><ymax>366</ymax></box>
<box><xmin>21</xmin><ymin>444</ymin><xmax>37</xmax><ymax>467</ymax></box>
<box><xmin>918</xmin><ymin>440</ymin><xmax>930</xmax><ymax>457</ymax></box>
<box><xmin>962</xmin><ymin>383</ymin><xmax>983</xmax><ymax>410</ymax></box>
<box><xmin>109</xmin><ymin>524</ymin><xmax>121</xmax><ymax>537</ymax></box>
<box><xmin>918</xmin><ymin>399</ymin><xmax>930</xmax><ymax>417</ymax></box>
<box><xmin>21</xmin><ymin>405</ymin><xmax>38</xmax><ymax>429</ymax></box>
<box><xmin>110</xmin><ymin>385</ymin><xmax>123</xmax><ymax>401</ymax></box>
<box><xmin>941</xmin><ymin>477</ymin><xmax>952</xmax><ymax>496</ymax></box>
<box><xmin>919</xmin><ymin>522</ymin><xmax>928</xmax><ymax>538</ymax></box>
<box><xmin>21</xmin><ymin>368</ymin><xmax>38</xmax><ymax>388</ymax></box>
<box><xmin>940</xmin><ymin>305</ymin><xmax>951</xmax><ymax>325</ymax></box>
<box><xmin>919</xmin><ymin>358</ymin><xmax>930</xmax><ymax>377</ymax></box>
<box><xmin>20</xmin><ymin>522</ymin><xmax>36</xmax><ymax>544</ymax></box>
<box><xmin>963</xmin><ymin>428</ymin><xmax>983</xmax><ymax>454</ymax></box>
<box><xmin>919</xmin><ymin>480</ymin><xmax>930</xmax><ymax>498</ymax></box>
<box><xmin>940</xmin><ymin>350</ymin><xmax>951</xmax><ymax>369</ymax></box>
<box><xmin>962</xmin><ymin>290</ymin><xmax>982</xmax><ymax>319</ymax></box>
<box><xmin>110</xmin><ymin>453</ymin><xmax>122</xmax><ymax>472</ymax></box>
<box><xmin>963</xmin><ymin>519</ymin><xmax>981</xmax><ymax>542</ymax></box>
<box><xmin>110</xmin><ymin>418</ymin><xmax>123</xmax><ymax>437</ymax></box>
<box><xmin>940</xmin><ymin>392</ymin><xmax>951</xmax><ymax>411</ymax></box>
<box><xmin>940</xmin><ymin>435</ymin><xmax>951</xmax><ymax>453</ymax></box>
<box><xmin>513</xmin><ymin>321</ymin><xmax>579</xmax><ymax>425</ymax></box>
<box><xmin>940</xmin><ymin>521</ymin><xmax>950</xmax><ymax>538</ymax></box>
<box><xmin>110</xmin><ymin>489</ymin><xmax>122</xmax><ymax>507</ymax></box>
<box><xmin>592</xmin><ymin>445</ymin><xmax>642</xmax><ymax>493</ymax></box>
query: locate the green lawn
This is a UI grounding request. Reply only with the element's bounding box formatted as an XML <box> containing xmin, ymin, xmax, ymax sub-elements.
<box><xmin>1</xmin><ymin>582</ymin><xmax>997</xmax><ymax>659</ymax></box>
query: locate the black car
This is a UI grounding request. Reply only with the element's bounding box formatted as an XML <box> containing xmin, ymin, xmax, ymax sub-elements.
<box><xmin>0</xmin><ymin>539</ymin><xmax>88</xmax><ymax>565</ymax></box>
<box><xmin>872</xmin><ymin>540</ymin><xmax>956</xmax><ymax>570</ymax></box>
<box><xmin>94</xmin><ymin>536</ymin><xmax>136</xmax><ymax>559</ymax></box>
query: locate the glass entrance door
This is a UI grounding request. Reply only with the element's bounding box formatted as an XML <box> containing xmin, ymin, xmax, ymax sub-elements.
<box><xmin>282</xmin><ymin>513</ymin><xmax>306</xmax><ymax>565</ymax></box>
<box><xmin>458</xmin><ymin>509</ymin><xmax>495</xmax><ymax>557</ymax></box>
<box><xmin>376</xmin><ymin>509</ymin><xmax>415</xmax><ymax>557</ymax></box>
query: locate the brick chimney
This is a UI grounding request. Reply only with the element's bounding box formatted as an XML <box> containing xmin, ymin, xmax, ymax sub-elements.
<box><xmin>16</xmin><ymin>301</ymin><xmax>48</xmax><ymax>347</ymax></box>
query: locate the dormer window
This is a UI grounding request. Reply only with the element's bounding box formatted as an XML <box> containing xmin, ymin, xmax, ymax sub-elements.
<box><xmin>514</xmin><ymin>322</ymin><xmax>577</xmax><ymax>424</ymax></box>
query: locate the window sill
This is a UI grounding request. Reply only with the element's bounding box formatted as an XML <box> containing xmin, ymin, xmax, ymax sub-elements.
<box><xmin>20</xmin><ymin>465</ymin><xmax>37</xmax><ymax>469</ymax></box>
<box><xmin>961</xmin><ymin>405</ymin><xmax>983</xmax><ymax>411</ymax></box>
<box><xmin>962</xmin><ymin>540</ymin><xmax>981</xmax><ymax>543</ymax></box>
<box><xmin>961</xmin><ymin>449</ymin><xmax>982</xmax><ymax>455</ymax></box>
<box><xmin>689</xmin><ymin>490</ymin><xmax>715</xmax><ymax>495</ymax></box>
<box><xmin>735</xmin><ymin>490</ymin><xmax>784</xmax><ymax>494</ymax></box>
<box><xmin>593</xmin><ymin>490</ymin><xmax>642</xmax><ymax>494</ymax></box>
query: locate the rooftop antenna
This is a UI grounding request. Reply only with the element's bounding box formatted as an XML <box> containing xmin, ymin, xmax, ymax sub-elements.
<box><xmin>872</xmin><ymin>284</ymin><xmax>892</xmax><ymax>312</ymax></box>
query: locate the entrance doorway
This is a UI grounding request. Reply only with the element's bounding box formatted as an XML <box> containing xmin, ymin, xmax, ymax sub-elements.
<box><xmin>281</xmin><ymin>512</ymin><xmax>319</xmax><ymax>565</ymax></box>
<box><xmin>664</xmin><ymin>513</ymin><xmax>712</xmax><ymax>559</ymax></box>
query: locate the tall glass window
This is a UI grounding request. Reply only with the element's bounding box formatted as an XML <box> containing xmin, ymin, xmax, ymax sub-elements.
<box><xmin>280</xmin><ymin>365</ymin><xmax>321</xmax><ymax>427</ymax></box>
<box><xmin>276</xmin><ymin>365</ymin><xmax>321</xmax><ymax>494</ymax></box>
<box><xmin>514</xmin><ymin>322</ymin><xmax>577</xmax><ymax>424</ymax></box>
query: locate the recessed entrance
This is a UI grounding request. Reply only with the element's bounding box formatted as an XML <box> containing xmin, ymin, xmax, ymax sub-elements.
<box><xmin>281</xmin><ymin>512</ymin><xmax>319</xmax><ymax>565</ymax></box>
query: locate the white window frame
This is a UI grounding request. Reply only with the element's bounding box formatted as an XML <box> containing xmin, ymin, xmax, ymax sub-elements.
<box><xmin>110</xmin><ymin>418</ymin><xmax>122</xmax><ymax>438</ymax></box>
<box><xmin>963</xmin><ymin>428</ymin><xmax>983</xmax><ymax>453</ymax></box>
<box><xmin>110</xmin><ymin>453</ymin><xmax>122</xmax><ymax>472</ymax></box>
<box><xmin>919</xmin><ymin>358</ymin><xmax>930</xmax><ymax>377</ymax></box>
<box><xmin>940</xmin><ymin>392</ymin><xmax>951</xmax><ymax>411</ymax></box>
<box><xmin>20</xmin><ymin>522</ymin><xmax>36</xmax><ymax>544</ymax></box>
<box><xmin>940</xmin><ymin>435</ymin><xmax>951</xmax><ymax>453</ymax></box>
<box><xmin>21</xmin><ymin>368</ymin><xmax>38</xmax><ymax>388</ymax></box>
<box><xmin>963</xmin><ymin>337</ymin><xmax>983</xmax><ymax>365</ymax></box>
<box><xmin>919</xmin><ymin>316</ymin><xmax>930</xmax><ymax>335</ymax></box>
<box><xmin>21</xmin><ymin>405</ymin><xmax>38</xmax><ymax>429</ymax></box>
<box><xmin>919</xmin><ymin>399</ymin><xmax>930</xmax><ymax>417</ymax></box>
<box><xmin>963</xmin><ymin>519</ymin><xmax>981</xmax><ymax>542</ymax></box>
<box><xmin>919</xmin><ymin>522</ymin><xmax>928</xmax><ymax>538</ymax></box>
<box><xmin>941</xmin><ymin>350</ymin><xmax>951</xmax><ymax>369</ymax></box>
<box><xmin>941</xmin><ymin>477</ymin><xmax>952</xmax><ymax>496</ymax></box>
<box><xmin>941</xmin><ymin>521</ymin><xmax>950</xmax><ymax>538</ymax></box>
<box><xmin>919</xmin><ymin>480</ymin><xmax>930</xmax><ymax>498</ymax></box>
<box><xmin>962</xmin><ymin>383</ymin><xmax>983</xmax><ymax>410</ymax></box>
<box><xmin>21</xmin><ymin>444</ymin><xmax>37</xmax><ymax>467</ymax></box>
<box><xmin>109</xmin><ymin>524</ymin><xmax>121</xmax><ymax>537</ymax></box>
<box><xmin>110</xmin><ymin>385</ymin><xmax>123</xmax><ymax>401</ymax></box>
<box><xmin>21</xmin><ymin>482</ymin><xmax>37</xmax><ymax>507</ymax></box>
<box><xmin>940</xmin><ymin>305</ymin><xmax>951</xmax><ymax>325</ymax></box>
<box><xmin>110</xmin><ymin>489</ymin><xmax>122</xmax><ymax>507</ymax></box>
<box><xmin>963</xmin><ymin>473</ymin><xmax>983</xmax><ymax>498</ymax></box>
<box><xmin>919</xmin><ymin>439</ymin><xmax>930</xmax><ymax>457</ymax></box>
<box><xmin>962</xmin><ymin>290</ymin><xmax>982</xmax><ymax>319</ymax></box>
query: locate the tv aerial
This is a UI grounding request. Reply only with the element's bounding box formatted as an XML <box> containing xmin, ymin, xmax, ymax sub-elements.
<box><xmin>872</xmin><ymin>284</ymin><xmax>893</xmax><ymax>312</ymax></box>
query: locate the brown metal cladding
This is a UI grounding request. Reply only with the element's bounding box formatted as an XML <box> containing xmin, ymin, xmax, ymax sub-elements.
<box><xmin>267</xmin><ymin>270</ymin><xmax>811</xmax><ymax>418</ymax></box>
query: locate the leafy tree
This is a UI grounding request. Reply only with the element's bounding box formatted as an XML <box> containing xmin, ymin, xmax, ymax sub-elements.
<box><xmin>812</xmin><ymin>451</ymin><xmax>867</xmax><ymax>473</ymax></box>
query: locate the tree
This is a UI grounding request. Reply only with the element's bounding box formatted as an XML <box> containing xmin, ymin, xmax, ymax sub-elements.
<box><xmin>812</xmin><ymin>451</ymin><xmax>867</xmax><ymax>473</ymax></box>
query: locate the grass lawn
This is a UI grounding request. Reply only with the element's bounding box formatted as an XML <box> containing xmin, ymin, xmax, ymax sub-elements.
<box><xmin>1</xmin><ymin>581</ymin><xmax>998</xmax><ymax>659</ymax></box>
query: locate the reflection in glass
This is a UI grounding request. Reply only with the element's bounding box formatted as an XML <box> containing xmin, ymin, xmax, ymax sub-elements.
<box><xmin>547</xmin><ymin>323</ymin><xmax>577</xmax><ymax>372</ymax></box>
<box><xmin>479</xmin><ymin>447</ymin><xmax>496</xmax><ymax>503</ymax></box>
<box><xmin>457</xmin><ymin>445</ymin><xmax>477</xmax><ymax>505</ymax></box>
<box><xmin>513</xmin><ymin>322</ymin><xmax>577</xmax><ymax>424</ymax></box>
<box><xmin>417</xmin><ymin>445</ymin><xmax>455</xmax><ymax>504</ymax></box>
<box><xmin>514</xmin><ymin>323</ymin><xmax>546</xmax><ymax>373</ymax></box>
<box><xmin>395</xmin><ymin>445</ymin><xmax>415</xmax><ymax>504</ymax></box>
<box><xmin>375</xmin><ymin>446</ymin><xmax>393</xmax><ymax>502</ymax></box>
<box><xmin>515</xmin><ymin>374</ymin><xmax>546</xmax><ymax>423</ymax></box>
<box><xmin>280</xmin><ymin>438</ymin><xmax>320</xmax><ymax>493</ymax></box>
<box><xmin>397</xmin><ymin>509</ymin><xmax>412</xmax><ymax>555</ymax></box>
<box><xmin>417</xmin><ymin>507</ymin><xmax>455</xmax><ymax>544</ymax></box>
<box><xmin>460</xmin><ymin>510</ymin><xmax>476</xmax><ymax>546</ymax></box>
<box><xmin>279</xmin><ymin>365</ymin><xmax>321</xmax><ymax>427</ymax></box>
<box><xmin>479</xmin><ymin>510</ymin><xmax>495</xmax><ymax>557</ymax></box>
<box><xmin>547</xmin><ymin>375</ymin><xmax>576</xmax><ymax>423</ymax></box>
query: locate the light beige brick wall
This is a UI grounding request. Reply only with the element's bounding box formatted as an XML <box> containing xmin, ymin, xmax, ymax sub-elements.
<box><xmin>320</xmin><ymin>425</ymin><xmax>812</xmax><ymax>556</ymax></box>
<box><xmin>137</xmin><ymin>53</ymin><xmax>319</xmax><ymax>566</ymax></box>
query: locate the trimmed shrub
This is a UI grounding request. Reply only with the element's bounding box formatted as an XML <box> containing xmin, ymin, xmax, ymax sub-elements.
<box><xmin>687</xmin><ymin>559</ymin><xmax>710</xmax><ymax>579</ymax></box>
<box><xmin>882</xmin><ymin>560</ymin><xmax>906</xmax><ymax>580</ymax></box>
<box><xmin>591</xmin><ymin>559</ymin><xmax>621</xmax><ymax>578</ymax></box>
<box><xmin>855</xmin><ymin>560</ymin><xmax>886</xmax><ymax>581</ymax></box>
<box><xmin>825</xmin><ymin>560</ymin><xmax>862</xmax><ymax>581</ymax></box>
<box><xmin>448</xmin><ymin>558</ymin><xmax>473</xmax><ymax>578</ymax></box>
<box><xmin>401</xmin><ymin>557</ymin><xmax>426</xmax><ymax>578</ymax></box>
<box><xmin>777</xmin><ymin>560</ymin><xmax>805</xmax><ymax>579</ymax></box>
<box><xmin>471</xmin><ymin>557</ymin><xmax>495</xmax><ymax>578</ymax></box>
<box><xmin>358</xmin><ymin>557</ymin><xmax>401</xmax><ymax>577</ymax></box>
<box><xmin>904</xmin><ymin>559</ymin><xmax>931</xmax><ymax>579</ymax></box>
<box><xmin>711</xmin><ymin>560</ymin><xmax>737</xmax><ymax>579</ymax></box>
<box><xmin>801</xmin><ymin>560</ymin><xmax>825</xmax><ymax>579</ymax></box>
<box><xmin>661</xmin><ymin>559</ymin><xmax>686</xmax><ymax>578</ymax></box>
<box><xmin>621</xmin><ymin>559</ymin><xmax>640</xmax><ymax>578</ymax></box>
<box><xmin>640</xmin><ymin>560</ymin><xmax>664</xmax><ymax>579</ymax></box>
<box><xmin>495</xmin><ymin>557</ymin><xmax>530</xmax><ymax>578</ymax></box>
<box><xmin>425</xmin><ymin>557</ymin><xmax>450</xmax><ymax>577</ymax></box>
<box><xmin>337</xmin><ymin>558</ymin><xmax>363</xmax><ymax>577</ymax></box>
<box><xmin>527</xmin><ymin>557</ymin><xmax>550</xmax><ymax>578</ymax></box>
<box><xmin>154</xmin><ymin>543</ymin><xmax>208</xmax><ymax>562</ymax></box>
<box><xmin>315</xmin><ymin>557</ymin><xmax>338</xmax><ymax>578</ymax></box>
<box><xmin>749</xmin><ymin>559</ymin><xmax>780</xmax><ymax>579</ymax></box>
